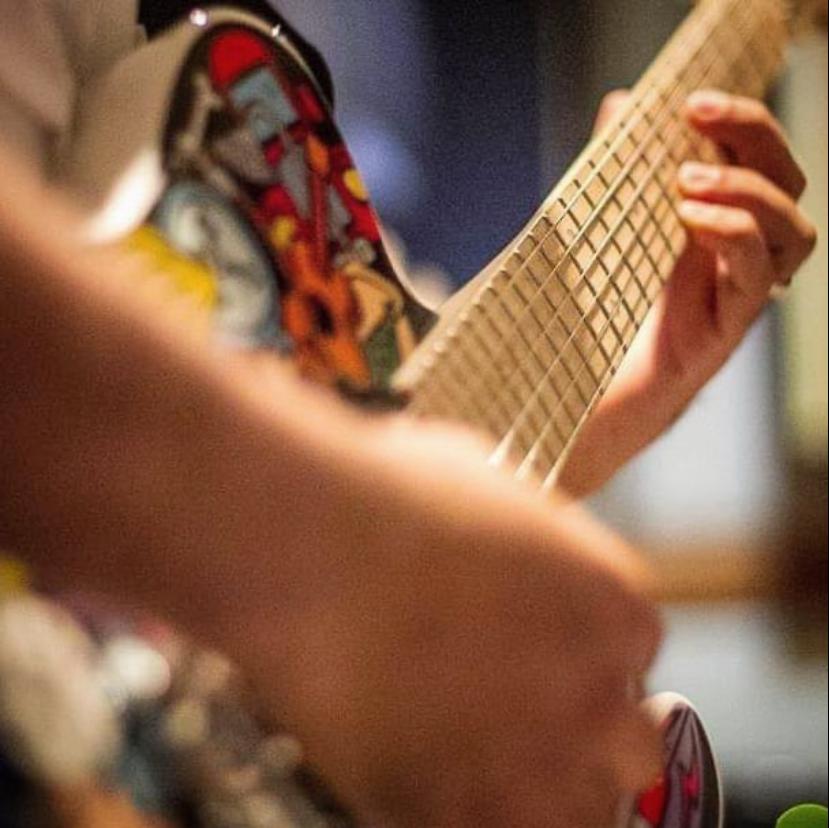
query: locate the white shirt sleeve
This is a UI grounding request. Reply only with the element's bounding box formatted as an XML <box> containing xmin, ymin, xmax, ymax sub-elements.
<box><xmin>0</xmin><ymin>0</ymin><xmax>141</xmax><ymax>176</ymax></box>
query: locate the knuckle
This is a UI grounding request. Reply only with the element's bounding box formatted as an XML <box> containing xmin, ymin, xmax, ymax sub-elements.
<box><xmin>629</xmin><ymin>595</ymin><xmax>664</xmax><ymax>659</ymax></box>
<box><xmin>801</xmin><ymin>220</ymin><xmax>818</xmax><ymax>258</ymax></box>
<box><xmin>716</xmin><ymin>165</ymin><xmax>735</xmax><ymax>191</ymax></box>
<box><xmin>725</xmin><ymin>209</ymin><xmax>761</xmax><ymax>240</ymax></box>
<box><xmin>711</xmin><ymin>164</ymin><xmax>762</xmax><ymax>198</ymax></box>
<box><xmin>791</xmin><ymin>165</ymin><xmax>808</xmax><ymax>200</ymax></box>
<box><xmin>707</xmin><ymin>88</ymin><xmax>735</xmax><ymax>118</ymax></box>
<box><xmin>734</xmin><ymin>165</ymin><xmax>769</xmax><ymax>194</ymax></box>
<box><xmin>743</xmin><ymin>97</ymin><xmax>774</xmax><ymax>130</ymax></box>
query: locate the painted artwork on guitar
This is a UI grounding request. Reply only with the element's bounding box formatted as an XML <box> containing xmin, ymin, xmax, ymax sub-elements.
<box><xmin>134</xmin><ymin>23</ymin><xmax>433</xmax><ymax>395</ymax></box>
<box><xmin>630</xmin><ymin>698</ymin><xmax>722</xmax><ymax>828</ymax></box>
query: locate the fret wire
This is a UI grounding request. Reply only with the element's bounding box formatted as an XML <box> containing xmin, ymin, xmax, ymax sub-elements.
<box><xmin>418</xmin><ymin>270</ymin><xmax>529</xmax><ymax>431</ymax></box>
<box><xmin>473</xmin><ymin>99</ymin><xmax>692</xmax><ymax>458</ymax></box>
<box><xmin>515</xmin><ymin>172</ymin><xmax>678</xmax><ymax>480</ymax></box>
<box><xmin>484</xmin><ymin>6</ymin><xmax>729</xmax><ymax>457</ymax></box>
<box><xmin>410</xmin><ymin>0</ymin><xmax>729</xmax><ymax>417</ymax></box>
<box><xmin>540</xmin><ymin>206</ymin><xmax>680</xmax><ymax>490</ymax></box>
<box><xmin>506</xmin><ymin>18</ymin><xmax>737</xmax><ymax>478</ymax></box>
<box><xmin>587</xmin><ymin>161</ymin><xmax>650</xmax><ymax>330</ymax></box>
<box><xmin>436</xmin><ymin>255</ymin><xmax>567</xmax><ymax>443</ymax></box>
<box><xmin>526</xmin><ymin>220</ymin><xmax>603</xmax><ymax>386</ymax></box>
<box><xmin>439</xmin><ymin>321</ymin><xmax>514</xmax><ymax>429</ymax></box>
<box><xmin>408</xmin><ymin>0</ymin><xmax>775</xmax><ymax>452</ymax></box>
<box><xmin>533</xmin><ymin>201</ymin><xmax>678</xmax><ymax>487</ymax></box>
<box><xmin>420</xmin><ymin>323</ymin><xmax>495</xmax><ymax>423</ymax></box>
<box><xmin>520</xmin><ymin>17</ymin><xmax>737</xmax><ymax>469</ymax></box>
<box><xmin>529</xmin><ymin>52</ymin><xmax>739</xmax><ymax>483</ymax></box>
<box><xmin>455</xmin><ymin>295</ymin><xmax>530</xmax><ymax>428</ymax></box>
<box><xmin>467</xmin><ymin>268</ymin><xmax>552</xmax><ymax>425</ymax></box>
<box><xmin>483</xmin><ymin>284</ymin><xmax>561</xmax><ymax>452</ymax></box>
<box><xmin>414</xmin><ymin>0</ymin><xmax>724</xmax><ymax>420</ymax></box>
<box><xmin>515</xmin><ymin>0</ymin><xmax>749</xmax><ymax>284</ymax></box>
<box><xmin>550</xmin><ymin>192</ymin><xmax>677</xmax><ymax>418</ymax></box>
<box><xmin>568</xmin><ymin>174</ymin><xmax>630</xmax><ymax>359</ymax></box>
<box><xmin>498</xmin><ymin>258</ymin><xmax>572</xmax><ymax>427</ymax></box>
<box><xmin>428</xmin><ymin>256</ymin><xmax>538</xmax><ymax>427</ymax></box>
<box><xmin>488</xmin><ymin>0</ymin><xmax>726</xmax><ymax>353</ymax></box>
<box><xmin>503</xmin><ymin>264</ymin><xmax>566</xmax><ymax>425</ymax></box>
<box><xmin>455</xmin><ymin>59</ymin><xmax>699</xmax><ymax>435</ymax></box>
<box><xmin>410</xmin><ymin>255</ymin><xmax>547</xmax><ymax>427</ymax></box>
<box><xmin>517</xmin><ymin>198</ymin><xmax>673</xmax><ymax>480</ymax></box>
<box><xmin>514</xmin><ymin>0</ymin><xmax>756</xmax><ymax>369</ymax></box>
<box><xmin>644</xmin><ymin>168</ymin><xmax>681</xmax><ymax>263</ymax></box>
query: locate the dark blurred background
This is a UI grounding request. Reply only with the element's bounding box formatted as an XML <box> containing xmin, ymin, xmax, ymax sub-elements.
<box><xmin>147</xmin><ymin>1</ymin><xmax>829</xmax><ymax>824</ymax></box>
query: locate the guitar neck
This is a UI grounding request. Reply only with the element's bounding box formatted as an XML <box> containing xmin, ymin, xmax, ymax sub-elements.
<box><xmin>395</xmin><ymin>0</ymin><xmax>789</xmax><ymax>489</ymax></box>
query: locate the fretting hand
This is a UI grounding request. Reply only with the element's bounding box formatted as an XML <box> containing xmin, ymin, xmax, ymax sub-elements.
<box><xmin>559</xmin><ymin>89</ymin><xmax>817</xmax><ymax>496</ymax></box>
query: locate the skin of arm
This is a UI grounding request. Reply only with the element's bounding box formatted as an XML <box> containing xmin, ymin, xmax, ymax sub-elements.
<box><xmin>0</xmin><ymin>140</ymin><xmax>663</xmax><ymax>828</ymax></box>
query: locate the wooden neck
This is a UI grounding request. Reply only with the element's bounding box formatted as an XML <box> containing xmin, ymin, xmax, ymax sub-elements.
<box><xmin>395</xmin><ymin>0</ymin><xmax>789</xmax><ymax>489</ymax></box>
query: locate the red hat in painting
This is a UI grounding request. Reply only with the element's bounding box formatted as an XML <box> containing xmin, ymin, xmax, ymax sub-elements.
<box><xmin>208</xmin><ymin>29</ymin><xmax>272</xmax><ymax>91</ymax></box>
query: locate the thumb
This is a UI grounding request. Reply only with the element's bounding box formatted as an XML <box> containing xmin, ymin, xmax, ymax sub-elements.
<box><xmin>594</xmin><ymin>89</ymin><xmax>631</xmax><ymax>135</ymax></box>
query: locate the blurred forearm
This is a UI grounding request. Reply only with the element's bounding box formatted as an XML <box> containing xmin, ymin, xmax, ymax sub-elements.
<box><xmin>0</xmin><ymin>143</ymin><xmax>365</xmax><ymax>652</ymax></box>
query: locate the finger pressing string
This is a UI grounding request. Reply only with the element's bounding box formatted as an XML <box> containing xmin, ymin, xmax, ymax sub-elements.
<box><xmin>684</xmin><ymin>90</ymin><xmax>807</xmax><ymax>199</ymax></box>
<box><xmin>677</xmin><ymin>162</ymin><xmax>817</xmax><ymax>281</ymax></box>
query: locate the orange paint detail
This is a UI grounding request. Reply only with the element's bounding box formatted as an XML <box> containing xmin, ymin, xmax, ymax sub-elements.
<box><xmin>306</xmin><ymin>133</ymin><xmax>331</xmax><ymax>177</ymax></box>
<box><xmin>278</xmin><ymin>239</ymin><xmax>370</xmax><ymax>387</ymax></box>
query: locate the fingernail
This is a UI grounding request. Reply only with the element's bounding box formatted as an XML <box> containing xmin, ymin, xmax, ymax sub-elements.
<box><xmin>687</xmin><ymin>90</ymin><xmax>729</xmax><ymax>120</ymax></box>
<box><xmin>679</xmin><ymin>162</ymin><xmax>721</xmax><ymax>188</ymax></box>
<box><xmin>678</xmin><ymin>200</ymin><xmax>716</xmax><ymax>222</ymax></box>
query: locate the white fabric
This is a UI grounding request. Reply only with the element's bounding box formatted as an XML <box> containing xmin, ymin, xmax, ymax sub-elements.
<box><xmin>0</xmin><ymin>0</ymin><xmax>141</xmax><ymax>175</ymax></box>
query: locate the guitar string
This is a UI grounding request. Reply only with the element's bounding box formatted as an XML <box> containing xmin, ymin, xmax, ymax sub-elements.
<box><xmin>528</xmin><ymin>0</ymin><xmax>767</xmax><ymax>449</ymax></box>
<box><xmin>485</xmin><ymin>0</ymin><xmax>769</xmax><ymax>470</ymax></box>
<box><xmin>412</xmin><ymin>0</ymin><xmax>783</xmax><ymax>435</ymax></box>
<box><xmin>532</xmin><ymin>3</ymin><xmax>784</xmax><ymax>488</ymax></box>
<box><xmin>409</xmin><ymin>0</ymin><xmax>729</xmax><ymax>430</ymax></box>
<box><xmin>490</xmin><ymin>1</ymin><xmax>763</xmax><ymax>479</ymax></box>
<box><xmin>520</xmin><ymin>2</ymin><xmax>767</xmax><ymax>483</ymax></box>
<box><xmin>405</xmin><ymin>43</ymin><xmax>707</xmax><ymax>440</ymax></box>
<box><xmin>520</xmin><ymin>5</ymin><xmax>772</xmax><ymax>486</ymax></box>
<box><xmin>465</xmin><ymin>0</ymin><xmax>736</xmax><ymax>455</ymax></box>
<box><xmin>408</xmin><ymin>0</ymin><xmax>777</xmax><ymax>477</ymax></box>
<box><xmin>402</xmin><ymin>0</ymin><xmax>723</xmax><ymax>426</ymax></box>
<box><xmin>477</xmin><ymin>0</ymin><xmax>745</xmax><ymax>432</ymax></box>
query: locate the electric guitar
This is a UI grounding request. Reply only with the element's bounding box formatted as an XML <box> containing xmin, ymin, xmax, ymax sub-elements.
<box><xmin>1</xmin><ymin>1</ymin><xmax>822</xmax><ymax>826</ymax></box>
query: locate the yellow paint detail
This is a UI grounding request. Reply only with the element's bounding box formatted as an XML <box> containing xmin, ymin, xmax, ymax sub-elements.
<box><xmin>126</xmin><ymin>226</ymin><xmax>218</xmax><ymax>308</ymax></box>
<box><xmin>0</xmin><ymin>556</ymin><xmax>29</xmax><ymax>596</ymax></box>
<box><xmin>343</xmin><ymin>169</ymin><xmax>368</xmax><ymax>201</ymax></box>
<box><xmin>272</xmin><ymin>216</ymin><xmax>298</xmax><ymax>251</ymax></box>
<box><xmin>343</xmin><ymin>260</ymin><xmax>403</xmax><ymax>341</ymax></box>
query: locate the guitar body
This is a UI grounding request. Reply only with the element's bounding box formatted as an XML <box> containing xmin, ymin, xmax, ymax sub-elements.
<box><xmin>69</xmin><ymin>8</ymin><xmax>435</xmax><ymax>401</ymax></box>
<box><xmin>1</xmin><ymin>6</ymin><xmax>739</xmax><ymax>828</ymax></box>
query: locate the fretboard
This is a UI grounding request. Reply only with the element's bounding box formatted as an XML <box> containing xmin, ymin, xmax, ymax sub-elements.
<box><xmin>395</xmin><ymin>0</ymin><xmax>789</xmax><ymax>489</ymax></box>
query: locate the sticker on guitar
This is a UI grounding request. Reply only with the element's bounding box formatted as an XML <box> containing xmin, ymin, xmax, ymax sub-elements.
<box><xmin>623</xmin><ymin>694</ymin><xmax>723</xmax><ymax>828</ymax></box>
<box><xmin>131</xmin><ymin>23</ymin><xmax>433</xmax><ymax>392</ymax></box>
